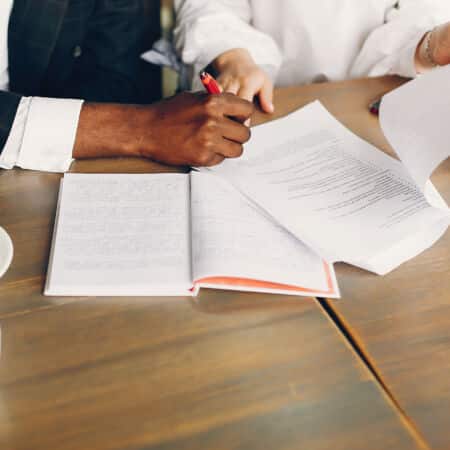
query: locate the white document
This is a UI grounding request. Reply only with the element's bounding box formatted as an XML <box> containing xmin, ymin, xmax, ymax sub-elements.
<box><xmin>206</xmin><ymin>101</ymin><xmax>449</xmax><ymax>275</ymax></box>
<box><xmin>45</xmin><ymin>172</ymin><xmax>338</xmax><ymax>297</ymax></box>
<box><xmin>380</xmin><ymin>65</ymin><xmax>450</xmax><ymax>197</ymax></box>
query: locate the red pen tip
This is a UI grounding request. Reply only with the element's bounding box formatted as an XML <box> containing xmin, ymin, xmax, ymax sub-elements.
<box><xmin>200</xmin><ymin>71</ymin><xmax>221</xmax><ymax>94</ymax></box>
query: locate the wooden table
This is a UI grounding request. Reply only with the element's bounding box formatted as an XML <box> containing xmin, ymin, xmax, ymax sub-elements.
<box><xmin>0</xmin><ymin>77</ymin><xmax>434</xmax><ymax>450</ymax></box>
<box><xmin>326</xmin><ymin>165</ymin><xmax>450</xmax><ymax>450</ymax></box>
<box><xmin>316</xmin><ymin>86</ymin><xmax>449</xmax><ymax>449</ymax></box>
<box><xmin>266</xmin><ymin>77</ymin><xmax>450</xmax><ymax>450</ymax></box>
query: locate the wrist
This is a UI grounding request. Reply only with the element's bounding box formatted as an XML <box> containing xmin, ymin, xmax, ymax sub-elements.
<box><xmin>415</xmin><ymin>29</ymin><xmax>439</xmax><ymax>73</ymax></box>
<box><xmin>73</xmin><ymin>103</ymin><xmax>153</xmax><ymax>160</ymax></box>
<box><xmin>213</xmin><ymin>48</ymin><xmax>255</xmax><ymax>72</ymax></box>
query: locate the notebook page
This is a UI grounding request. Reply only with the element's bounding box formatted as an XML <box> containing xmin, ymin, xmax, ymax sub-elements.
<box><xmin>380</xmin><ymin>65</ymin><xmax>450</xmax><ymax>198</ymax></box>
<box><xmin>190</xmin><ymin>171</ymin><xmax>338</xmax><ymax>297</ymax></box>
<box><xmin>45</xmin><ymin>174</ymin><xmax>192</xmax><ymax>296</ymax></box>
<box><xmin>206</xmin><ymin>101</ymin><xmax>449</xmax><ymax>275</ymax></box>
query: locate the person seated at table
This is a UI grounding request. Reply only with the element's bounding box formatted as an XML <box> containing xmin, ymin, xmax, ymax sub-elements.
<box><xmin>0</xmin><ymin>0</ymin><xmax>253</xmax><ymax>173</ymax></box>
<box><xmin>174</xmin><ymin>0</ymin><xmax>450</xmax><ymax>113</ymax></box>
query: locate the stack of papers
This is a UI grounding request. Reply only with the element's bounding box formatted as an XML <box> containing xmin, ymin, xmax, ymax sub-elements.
<box><xmin>206</xmin><ymin>99</ymin><xmax>449</xmax><ymax>275</ymax></box>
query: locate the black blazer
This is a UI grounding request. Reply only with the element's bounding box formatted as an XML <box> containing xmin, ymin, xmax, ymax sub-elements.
<box><xmin>0</xmin><ymin>0</ymin><xmax>146</xmax><ymax>152</ymax></box>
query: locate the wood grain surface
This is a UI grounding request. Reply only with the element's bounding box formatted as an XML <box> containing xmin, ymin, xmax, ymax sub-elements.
<box><xmin>300</xmin><ymin>78</ymin><xmax>450</xmax><ymax>450</ymax></box>
<box><xmin>324</xmin><ymin>141</ymin><xmax>450</xmax><ymax>447</ymax></box>
<box><xmin>0</xmin><ymin>293</ymin><xmax>422</xmax><ymax>450</ymax></box>
<box><xmin>0</xmin><ymin>76</ymin><xmax>428</xmax><ymax>450</ymax></box>
<box><xmin>0</xmin><ymin>159</ymin><xmax>185</xmax><ymax>317</ymax></box>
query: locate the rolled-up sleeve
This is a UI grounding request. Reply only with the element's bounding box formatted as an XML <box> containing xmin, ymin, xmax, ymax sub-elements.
<box><xmin>174</xmin><ymin>0</ymin><xmax>282</xmax><ymax>82</ymax></box>
<box><xmin>351</xmin><ymin>0</ymin><xmax>450</xmax><ymax>79</ymax></box>
<box><xmin>0</xmin><ymin>97</ymin><xmax>83</xmax><ymax>173</ymax></box>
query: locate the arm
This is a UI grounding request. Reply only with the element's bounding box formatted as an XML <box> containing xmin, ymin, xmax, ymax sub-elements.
<box><xmin>1</xmin><ymin>92</ymin><xmax>253</xmax><ymax>172</ymax></box>
<box><xmin>174</xmin><ymin>0</ymin><xmax>279</xmax><ymax>112</ymax></box>
<box><xmin>61</xmin><ymin>0</ymin><xmax>144</xmax><ymax>103</ymax></box>
<box><xmin>74</xmin><ymin>92</ymin><xmax>254</xmax><ymax>167</ymax></box>
<box><xmin>350</xmin><ymin>0</ymin><xmax>450</xmax><ymax>78</ymax></box>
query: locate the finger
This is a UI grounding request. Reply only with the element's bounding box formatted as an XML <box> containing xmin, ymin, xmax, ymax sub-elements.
<box><xmin>237</xmin><ymin>79</ymin><xmax>260</xmax><ymax>103</ymax></box>
<box><xmin>221</xmin><ymin>79</ymin><xmax>239</xmax><ymax>95</ymax></box>
<box><xmin>238</xmin><ymin>81</ymin><xmax>261</xmax><ymax>127</ymax></box>
<box><xmin>220</xmin><ymin>93</ymin><xmax>255</xmax><ymax>122</ymax></box>
<box><xmin>258</xmin><ymin>80</ymin><xmax>274</xmax><ymax>113</ymax></box>
<box><xmin>220</xmin><ymin>116</ymin><xmax>251</xmax><ymax>144</ymax></box>
<box><xmin>216</xmin><ymin>139</ymin><xmax>244</xmax><ymax>159</ymax></box>
<box><xmin>204</xmin><ymin>154</ymin><xmax>225</xmax><ymax>167</ymax></box>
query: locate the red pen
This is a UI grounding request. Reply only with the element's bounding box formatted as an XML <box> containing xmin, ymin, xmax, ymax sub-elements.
<box><xmin>369</xmin><ymin>99</ymin><xmax>381</xmax><ymax>116</ymax></box>
<box><xmin>200</xmin><ymin>71</ymin><xmax>251</xmax><ymax>126</ymax></box>
<box><xmin>200</xmin><ymin>71</ymin><xmax>222</xmax><ymax>94</ymax></box>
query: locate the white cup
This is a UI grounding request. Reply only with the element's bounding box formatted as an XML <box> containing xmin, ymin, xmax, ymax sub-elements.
<box><xmin>0</xmin><ymin>226</ymin><xmax>13</xmax><ymax>279</ymax></box>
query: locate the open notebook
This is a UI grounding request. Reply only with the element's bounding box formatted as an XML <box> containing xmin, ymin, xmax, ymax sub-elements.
<box><xmin>45</xmin><ymin>172</ymin><xmax>339</xmax><ymax>297</ymax></box>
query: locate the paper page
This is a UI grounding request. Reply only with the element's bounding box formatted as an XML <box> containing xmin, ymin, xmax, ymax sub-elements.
<box><xmin>380</xmin><ymin>65</ymin><xmax>450</xmax><ymax>197</ymax></box>
<box><xmin>45</xmin><ymin>174</ymin><xmax>192</xmax><ymax>296</ymax></box>
<box><xmin>206</xmin><ymin>102</ymin><xmax>449</xmax><ymax>274</ymax></box>
<box><xmin>190</xmin><ymin>171</ymin><xmax>338</xmax><ymax>297</ymax></box>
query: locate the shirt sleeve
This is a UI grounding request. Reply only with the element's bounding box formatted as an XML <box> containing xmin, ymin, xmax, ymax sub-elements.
<box><xmin>0</xmin><ymin>97</ymin><xmax>83</xmax><ymax>173</ymax></box>
<box><xmin>174</xmin><ymin>0</ymin><xmax>282</xmax><ymax>84</ymax></box>
<box><xmin>350</xmin><ymin>0</ymin><xmax>450</xmax><ymax>79</ymax></box>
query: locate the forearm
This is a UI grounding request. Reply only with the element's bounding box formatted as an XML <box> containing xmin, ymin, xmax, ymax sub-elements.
<box><xmin>73</xmin><ymin>103</ymin><xmax>148</xmax><ymax>160</ymax></box>
<box><xmin>74</xmin><ymin>92</ymin><xmax>253</xmax><ymax>168</ymax></box>
<box><xmin>5</xmin><ymin>92</ymin><xmax>253</xmax><ymax>170</ymax></box>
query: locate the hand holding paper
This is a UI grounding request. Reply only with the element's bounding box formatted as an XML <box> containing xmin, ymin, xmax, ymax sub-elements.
<box><xmin>380</xmin><ymin>65</ymin><xmax>450</xmax><ymax>196</ymax></box>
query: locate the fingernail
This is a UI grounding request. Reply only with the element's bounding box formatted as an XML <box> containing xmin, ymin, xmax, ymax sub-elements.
<box><xmin>268</xmin><ymin>103</ymin><xmax>274</xmax><ymax>113</ymax></box>
<box><xmin>245</xmin><ymin>118</ymin><xmax>251</xmax><ymax>127</ymax></box>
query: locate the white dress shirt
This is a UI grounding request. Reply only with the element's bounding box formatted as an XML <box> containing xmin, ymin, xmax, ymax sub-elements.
<box><xmin>174</xmin><ymin>0</ymin><xmax>450</xmax><ymax>89</ymax></box>
<box><xmin>0</xmin><ymin>0</ymin><xmax>83</xmax><ymax>172</ymax></box>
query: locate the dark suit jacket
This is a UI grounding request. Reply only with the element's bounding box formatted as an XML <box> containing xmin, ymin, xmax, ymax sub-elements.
<box><xmin>0</xmin><ymin>0</ymin><xmax>146</xmax><ymax>152</ymax></box>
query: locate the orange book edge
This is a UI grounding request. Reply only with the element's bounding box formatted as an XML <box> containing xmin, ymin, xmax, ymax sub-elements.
<box><xmin>193</xmin><ymin>261</ymin><xmax>335</xmax><ymax>296</ymax></box>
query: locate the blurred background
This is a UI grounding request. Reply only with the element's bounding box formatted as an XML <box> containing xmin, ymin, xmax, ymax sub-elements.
<box><xmin>161</xmin><ymin>0</ymin><xmax>178</xmax><ymax>98</ymax></box>
<box><xmin>140</xmin><ymin>0</ymin><xmax>178</xmax><ymax>102</ymax></box>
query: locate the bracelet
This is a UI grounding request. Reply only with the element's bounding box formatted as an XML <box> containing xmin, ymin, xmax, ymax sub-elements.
<box><xmin>424</xmin><ymin>28</ymin><xmax>438</xmax><ymax>67</ymax></box>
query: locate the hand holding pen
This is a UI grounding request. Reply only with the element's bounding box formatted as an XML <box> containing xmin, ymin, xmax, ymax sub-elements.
<box><xmin>201</xmin><ymin>71</ymin><xmax>253</xmax><ymax>126</ymax></box>
<box><xmin>200</xmin><ymin>72</ymin><xmax>222</xmax><ymax>94</ymax></box>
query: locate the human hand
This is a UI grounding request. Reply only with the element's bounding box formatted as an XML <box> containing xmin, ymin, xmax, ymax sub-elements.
<box><xmin>415</xmin><ymin>22</ymin><xmax>450</xmax><ymax>72</ymax></box>
<box><xmin>74</xmin><ymin>92</ymin><xmax>254</xmax><ymax>167</ymax></box>
<box><xmin>212</xmin><ymin>48</ymin><xmax>274</xmax><ymax>114</ymax></box>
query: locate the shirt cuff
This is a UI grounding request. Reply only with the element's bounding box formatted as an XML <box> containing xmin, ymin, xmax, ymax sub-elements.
<box><xmin>389</xmin><ymin>29</ymin><xmax>429</xmax><ymax>78</ymax></box>
<box><xmin>17</xmin><ymin>97</ymin><xmax>83</xmax><ymax>173</ymax></box>
<box><xmin>0</xmin><ymin>97</ymin><xmax>31</xmax><ymax>169</ymax></box>
<box><xmin>181</xmin><ymin>14</ymin><xmax>282</xmax><ymax>78</ymax></box>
